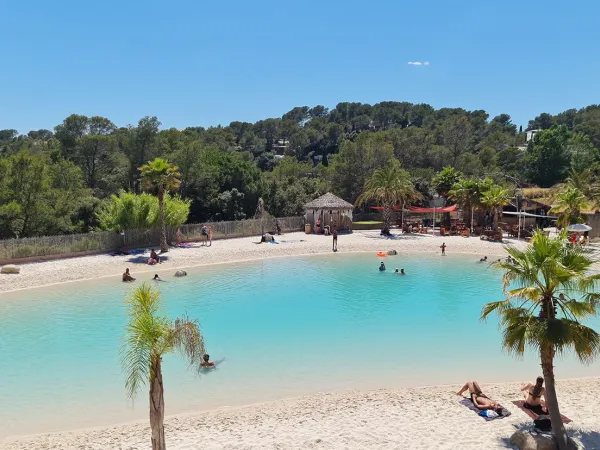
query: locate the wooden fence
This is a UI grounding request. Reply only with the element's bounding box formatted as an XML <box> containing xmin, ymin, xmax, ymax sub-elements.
<box><xmin>0</xmin><ymin>216</ymin><xmax>304</xmax><ymax>263</ymax></box>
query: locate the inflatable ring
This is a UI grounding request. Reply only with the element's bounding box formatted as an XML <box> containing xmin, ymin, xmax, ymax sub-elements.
<box><xmin>377</xmin><ymin>252</ymin><xmax>387</xmax><ymax>257</ymax></box>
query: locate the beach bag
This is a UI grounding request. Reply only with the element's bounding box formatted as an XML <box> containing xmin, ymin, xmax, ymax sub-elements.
<box><xmin>534</xmin><ymin>415</ymin><xmax>552</xmax><ymax>431</ymax></box>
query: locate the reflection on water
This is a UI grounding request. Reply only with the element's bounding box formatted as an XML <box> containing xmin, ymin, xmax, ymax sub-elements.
<box><xmin>0</xmin><ymin>252</ymin><xmax>599</xmax><ymax>438</ymax></box>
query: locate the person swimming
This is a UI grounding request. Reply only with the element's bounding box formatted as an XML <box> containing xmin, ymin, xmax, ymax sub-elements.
<box><xmin>479</xmin><ymin>256</ymin><xmax>487</xmax><ymax>262</ymax></box>
<box><xmin>200</xmin><ymin>354</ymin><xmax>215</xmax><ymax>368</ymax></box>
<box><xmin>394</xmin><ymin>268</ymin><xmax>399</xmax><ymax>274</ymax></box>
<box><xmin>153</xmin><ymin>274</ymin><xmax>165</xmax><ymax>282</ymax></box>
<box><xmin>379</xmin><ymin>262</ymin><xmax>386</xmax><ymax>272</ymax></box>
<box><xmin>400</xmin><ymin>269</ymin><xmax>405</xmax><ymax>275</ymax></box>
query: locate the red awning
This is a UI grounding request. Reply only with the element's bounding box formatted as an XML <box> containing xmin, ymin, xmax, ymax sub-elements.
<box><xmin>369</xmin><ymin>204</ymin><xmax>457</xmax><ymax>213</ymax></box>
<box><xmin>408</xmin><ymin>205</ymin><xmax>457</xmax><ymax>213</ymax></box>
<box><xmin>369</xmin><ymin>206</ymin><xmax>403</xmax><ymax>211</ymax></box>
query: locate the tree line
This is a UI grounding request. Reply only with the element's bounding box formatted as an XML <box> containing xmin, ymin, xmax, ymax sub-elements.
<box><xmin>1</xmin><ymin>102</ymin><xmax>600</xmax><ymax>238</ymax></box>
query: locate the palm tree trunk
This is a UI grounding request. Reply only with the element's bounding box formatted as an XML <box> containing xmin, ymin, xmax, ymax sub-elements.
<box><xmin>382</xmin><ymin>203</ymin><xmax>392</xmax><ymax>234</ymax></box>
<box><xmin>158</xmin><ymin>187</ymin><xmax>168</xmax><ymax>253</ymax></box>
<box><xmin>541</xmin><ymin>345</ymin><xmax>569</xmax><ymax>450</ymax></box>
<box><xmin>149</xmin><ymin>357</ymin><xmax>166</xmax><ymax>450</ymax></box>
<box><xmin>493</xmin><ymin>207</ymin><xmax>499</xmax><ymax>230</ymax></box>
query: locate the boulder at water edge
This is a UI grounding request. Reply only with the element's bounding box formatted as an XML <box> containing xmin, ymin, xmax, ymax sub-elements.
<box><xmin>387</xmin><ymin>250</ymin><xmax>398</xmax><ymax>255</ymax></box>
<box><xmin>510</xmin><ymin>430</ymin><xmax>580</xmax><ymax>450</ymax></box>
<box><xmin>1</xmin><ymin>265</ymin><xmax>21</xmax><ymax>274</ymax></box>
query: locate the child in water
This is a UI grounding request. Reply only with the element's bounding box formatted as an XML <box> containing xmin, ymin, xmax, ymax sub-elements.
<box><xmin>379</xmin><ymin>262</ymin><xmax>386</xmax><ymax>272</ymax></box>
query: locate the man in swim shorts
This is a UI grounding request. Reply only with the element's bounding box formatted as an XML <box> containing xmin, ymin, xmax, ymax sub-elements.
<box><xmin>122</xmin><ymin>268</ymin><xmax>135</xmax><ymax>282</ymax></box>
<box><xmin>379</xmin><ymin>262</ymin><xmax>386</xmax><ymax>272</ymax></box>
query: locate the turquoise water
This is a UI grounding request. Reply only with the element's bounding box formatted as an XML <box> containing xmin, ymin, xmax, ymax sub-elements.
<box><xmin>1</xmin><ymin>253</ymin><xmax>599</xmax><ymax>438</ymax></box>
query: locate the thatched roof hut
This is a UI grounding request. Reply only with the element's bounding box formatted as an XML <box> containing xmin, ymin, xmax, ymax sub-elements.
<box><xmin>304</xmin><ymin>193</ymin><xmax>354</xmax><ymax>233</ymax></box>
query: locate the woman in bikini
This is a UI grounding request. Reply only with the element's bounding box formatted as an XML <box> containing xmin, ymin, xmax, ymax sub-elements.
<box><xmin>457</xmin><ymin>381</ymin><xmax>503</xmax><ymax>413</ymax></box>
<box><xmin>521</xmin><ymin>376</ymin><xmax>547</xmax><ymax>415</ymax></box>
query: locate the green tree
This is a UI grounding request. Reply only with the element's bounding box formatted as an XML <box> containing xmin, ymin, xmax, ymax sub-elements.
<box><xmin>481</xmin><ymin>231</ymin><xmax>600</xmax><ymax>450</ymax></box>
<box><xmin>432</xmin><ymin>166</ymin><xmax>463</xmax><ymax>197</ymax></box>
<box><xmin>526</xmin><ymin>125</ymin><xmax>572</xmax><ymax>187</ymax></box>
<box><xmin>0</xmin><ymin>152</ymin><xmax>93</xmax><ymax>238</ymax></box>
<box><xmin>139</xmin><ymin>158</ymin><xmax>182</xmax><ymax>252</ymax></box>
<box><xmin>551</xmin><ymin>185</ymin><xmax>590</xmax><ymax>228</ymax></box>
<box><xmin>122</xmin><ymin>283</ymin><xmax>207</xmax><ymax>450</ymax></box>
<box><xmin>480</xmin><ymin>185</ymin><xmax>511</xmax><ymax>230</ymax></box>
<box><xmin>97</xmin><ymin>191</ymin><xmax>190</xmax><ymax>231</ymax></box>
<box><xmin>355</xmin><ymin>165</ymin><xmax>419</xmax><ymax>233</ymax></box>
<box><xmin>568</xmin><ymin>132</ymin><xmax>598</xmax><ymax>174</ymax></box>
<box><xmin>448</xmin><ymin>179</ymin><xmax>478</xmax><ymax>228</ymax></box>
<box><xmin>329</xmin><ymin>132</ymin><xmax>395</xmax><ymax>203</ymax></box>
<box><xmin>442</xmin><ymin>115</ymin><xmax>472</xmax><ymax>164</ymax></box>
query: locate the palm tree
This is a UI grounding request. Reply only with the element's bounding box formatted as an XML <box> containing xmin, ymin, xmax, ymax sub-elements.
<box><xmin>122</xmin><ymin>283</ymin><xmax>206</xmax><ymax>450</ymax></box>
<box><xmin>481</xmin><ymin>231</ymin><xmax>600</xmax><ymax>450</ymax></box>
<box><xmin>551</xmin><ymin>185</ymin><xmax>590</xmax><ymax>229</ymax></box>
<box><xmin>448</xmin><ymin>179</ymin><xmax>478</xmax><ymax>229</ymax></box>
<box><xmin>356</xmin><ymin>166</ymin><xmax>419</xmax><ymax>234</ymax></box>
<box><xmin>481</xmin><ymin>185</ymin><xmax>511</xmax><ymax>230</ymax></box>
<box><xmin>139</xmin><ymin>158</ymin><xmax>181</xmax><ymax>252</ymax></box>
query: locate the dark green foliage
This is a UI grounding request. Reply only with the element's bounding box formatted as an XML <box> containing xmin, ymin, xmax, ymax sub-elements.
<box><xmin>2</xmin><ymin>103</ymin><xmax>600</xmax><ymax>239</ymax></box>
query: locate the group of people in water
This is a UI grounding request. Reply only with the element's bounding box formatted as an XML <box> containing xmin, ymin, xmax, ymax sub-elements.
<box><xmin>378</xmin><ymin>262</ymin><xmax>405</xmax><ymax>275</ymax></box>
<box><xmin>123</xmin><ymin>268</ymin><xmax>188</xmax><ymax>282</ymax></box>
<box><xmin>457</xmin><ymin>376</ymin><xmax>548</xmax><ymax>417</ymax></box>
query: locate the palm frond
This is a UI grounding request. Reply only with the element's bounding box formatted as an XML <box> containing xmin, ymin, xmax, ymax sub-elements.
<box><xmin>165</xmin><ymin>315</ymin><xmax>207</xmax><ymax>373</ymax></box>
<box><xmin>121</xmin><ymin>283</ymin><xmax>171</xmax><ymax>399</ymax></box>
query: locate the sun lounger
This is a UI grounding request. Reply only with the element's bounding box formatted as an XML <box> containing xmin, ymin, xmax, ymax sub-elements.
<box><xmin>458</xmin><ymin>398</ymin><xmax>509</xmax><ymax>421</ymax></box>
<box><xmin>511</xmin><ymin>400</ymin><xmax>571</xmax><ymax>423</ymax></box>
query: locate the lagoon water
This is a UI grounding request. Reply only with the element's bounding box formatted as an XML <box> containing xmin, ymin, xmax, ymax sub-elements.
<box><xmin>1</xmin><ymin>253</ymin><xmax>599</xmax><ymax>438</ymax></box>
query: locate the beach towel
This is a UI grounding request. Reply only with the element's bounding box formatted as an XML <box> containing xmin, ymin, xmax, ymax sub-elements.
<box><xmin>511</xmin><ymin>400</ymin><xmax>571</xmax><ymax>424</ymax></box>
<box><xmin>458</xmin><ymin>399</ymin><xmax>509</xmax><ymax>421</ymax></box>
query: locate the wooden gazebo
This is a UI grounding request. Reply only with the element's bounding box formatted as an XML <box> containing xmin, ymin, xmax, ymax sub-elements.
<box><xmin>304</xmin><ymin>193</ymin><xmax>354</xmax><ymax>233</ymax></box>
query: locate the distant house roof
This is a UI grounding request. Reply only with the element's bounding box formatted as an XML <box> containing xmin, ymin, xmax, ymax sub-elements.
<box><xmin>304</xmin><ymin>192</ymin><xmax>354</xmax><ymax>210</ymax></box>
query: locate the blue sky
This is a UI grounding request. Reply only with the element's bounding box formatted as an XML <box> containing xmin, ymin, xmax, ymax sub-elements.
<box><xmin>2</xmin><ymin>0</ymin><xmax>599</xmax><ymax>133</ymax></box>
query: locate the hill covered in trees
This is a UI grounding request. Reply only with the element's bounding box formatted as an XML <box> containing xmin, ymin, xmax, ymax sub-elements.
<box><xmin>1</xmin><ymin>102</ymin><xmax>599</xmax><ymax>239</ymax></box>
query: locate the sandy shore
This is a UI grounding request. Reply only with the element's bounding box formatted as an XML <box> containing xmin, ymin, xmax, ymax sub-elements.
<box><xmin>0</xmin><ymin>230</ymin><xmax>523</xmax><ymax>293</ymax></box>
<box><xmin>2</xmin><ymin>378</ymin><xmax>598</xmax><ymax>450</ymax></box>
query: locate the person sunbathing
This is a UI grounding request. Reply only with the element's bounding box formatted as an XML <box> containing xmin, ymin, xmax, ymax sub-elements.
<box><xmin>521</xmin><ymin>376</ymin><xmax>547</xmax><ymax>415</ymax></box>
<box><xmin>457</xmin><ymin>381</ymin><xmax>504</xmax><ymax>413</ymax></box>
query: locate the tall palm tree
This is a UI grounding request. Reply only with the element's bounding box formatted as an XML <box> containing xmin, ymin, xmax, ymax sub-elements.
<box><xmin>481</xmin><ymin>185</ymin><xmax>511</xmax><ymax>230</ymax></box>
<box><xmin>356</xmin><ymin>166</ymin><xmax>419</xmax><ymax>234</ymax></box>
<box><xmin>481</xmin><ymin>231</ymin><xmax>600</xmax><ymax>450</ymax></box>
<box><xmin>139</xmin><ymin>158</ymin><xmax>181</xmax><ymax>252</ymax></box>
<box><xmin>551</xmin><ymin>185</ymin><xmax>590</xmax><ymax>229</ymax></box>
<box><xmin>121</xmin><ymin>283</ymin><xmax>206</xmax><ymax>450</ymax></box>
<box><xmin>448</xmin><ymin>179</ymin><xmax>478</xmax><ymax>229</ymax></box>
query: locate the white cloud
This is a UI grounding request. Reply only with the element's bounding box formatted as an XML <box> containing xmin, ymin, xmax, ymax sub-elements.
<box><xmin>408</xmin><ymin>61</ymin><xmax>430</xmax><ymax>66</ymax></box>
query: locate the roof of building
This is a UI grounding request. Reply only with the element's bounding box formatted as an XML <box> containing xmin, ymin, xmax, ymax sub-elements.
<box><xmin>304</xmin><ymin>192</ymin><xmax>354</xmax><ymax>210</ymax></box>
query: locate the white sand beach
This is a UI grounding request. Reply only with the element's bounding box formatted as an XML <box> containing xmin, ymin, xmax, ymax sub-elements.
<box><xmin>2</xmin><ymin>378</ymin><xmax>599</xmax><ymax>450</ymax></box>
<box><xmin>0</xmin><ymin>231</ymin><xmax>523</xmax><ymax>293</ymax></box>
<box><xmin>1</xmin><ymin>231</ymin><xmax>599</xmax><ymax>449</ymax></box>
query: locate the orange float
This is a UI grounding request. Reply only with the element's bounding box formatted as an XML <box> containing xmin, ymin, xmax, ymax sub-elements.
<box><xmin>376</xmin><ymin>252</ymin><xmax>387</xmax><ymax>257</ymax></box>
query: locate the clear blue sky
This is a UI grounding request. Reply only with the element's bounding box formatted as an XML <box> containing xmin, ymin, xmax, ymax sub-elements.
<box><xmin>2</xmin><ymin>0</ymin><xmax>599</xmax><ymax>133</ymax></box>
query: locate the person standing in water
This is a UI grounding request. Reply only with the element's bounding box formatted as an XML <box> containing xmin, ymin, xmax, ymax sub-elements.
<box><xmin>332</xmin><ymin>228</ymin><xmax>338</xmax><ymax>251</ymax></box>
<box><xmin>379</xmin><ymin>262</ymin><xmax>386</xmax><ymax>272</ymax></box>
<box><xmin>440</xmin><ymin>242</ymin><xmax>447</xmax><ymax>256</ymax></box>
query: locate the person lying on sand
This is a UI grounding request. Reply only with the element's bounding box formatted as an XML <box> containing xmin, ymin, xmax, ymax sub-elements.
<box><xmin>122</xmin><ymin>268</ymin><xmax>135</xmax><ymax>282</ymax></box>
<box><xmin>521</xmin><ymin>376</ymin><xmax>547</xmax><ymax>415</ymax></box>
<box><xmin>457</xmin><ymin>381</ymin><xmax>505</xmax><ymax>413</ymax></box>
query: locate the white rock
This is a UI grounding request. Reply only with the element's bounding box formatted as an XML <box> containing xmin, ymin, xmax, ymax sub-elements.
<box><xmin>1</xmin><ymin>264</ymin><xmax>21</xmax><ymax>274</ymax></box>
